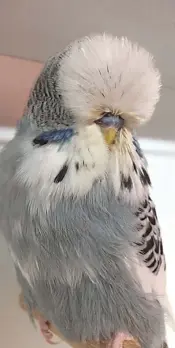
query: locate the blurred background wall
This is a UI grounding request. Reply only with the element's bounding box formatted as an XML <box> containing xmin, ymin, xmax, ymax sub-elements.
<box><xmin>0</xmin><ymin>0</ymin><xmax>175</xmax><ymax>139</ymax></box>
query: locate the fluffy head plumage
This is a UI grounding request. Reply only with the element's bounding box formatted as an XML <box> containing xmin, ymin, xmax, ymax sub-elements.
<box><xmin>58</xmin><ymin>34</ymin><xmax>161</xmax><ymax>128</ymax></box>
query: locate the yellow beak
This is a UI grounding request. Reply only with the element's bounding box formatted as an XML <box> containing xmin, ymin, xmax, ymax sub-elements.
<box><xmin>102</xmin><ymin>127</ymin><xmax>117</xmax><ymax>145</ymax></box>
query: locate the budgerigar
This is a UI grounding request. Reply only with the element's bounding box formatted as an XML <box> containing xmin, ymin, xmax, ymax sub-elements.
<box><xmin>0</xmin><ymin>34</ymin><xmax>170</xmax><ymax>348</ymax></box>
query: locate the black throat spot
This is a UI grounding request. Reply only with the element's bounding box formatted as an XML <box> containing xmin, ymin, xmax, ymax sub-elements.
<box><xmin>54</xmin><ymin>164</ymin><xmax>68</xmax><ymax>183</ymax></box>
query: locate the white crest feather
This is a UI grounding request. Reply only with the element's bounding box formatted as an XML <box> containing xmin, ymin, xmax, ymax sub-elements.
<box><xmin>59</xmin><ymin>34</ymin><xmax>161</xmax><ymax>126</ymax></box>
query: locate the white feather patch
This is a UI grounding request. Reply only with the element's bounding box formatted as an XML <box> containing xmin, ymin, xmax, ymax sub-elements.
<box><xmin>134</xmin><ymin>253</ymin><xmax>166</xmax><ymax>297</ymax></box>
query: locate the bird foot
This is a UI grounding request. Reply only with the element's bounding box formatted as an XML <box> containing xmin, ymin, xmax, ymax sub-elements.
<box><xmin>109</xmin><ymin>333</ymin><xmax>140</xmax><ymax>348</ymax></box>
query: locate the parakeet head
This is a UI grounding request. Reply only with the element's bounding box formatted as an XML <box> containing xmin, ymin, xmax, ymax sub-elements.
<box><xmin>20</xmin><ymin>34</ymin><xmax>161</xmax><ymax>204</ymax></box>
<box><xmin>58</xmin><ymin>34</ymin><xmax>160</xmax><ymax>136</ymax></box>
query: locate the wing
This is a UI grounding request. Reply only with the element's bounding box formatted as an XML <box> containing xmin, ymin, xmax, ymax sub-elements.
<box><xmin>135</xmin><ymin>195</ymin><xmax>165</xmax><ymax>274</ymax></box>
<box><xmin>131</xmin><ymin>137</ymin><xmax>166</xmax><ymax>295</ymax></box>
<box><xmin>134</xmin><ymin>194</ymin><xmax>167</xmax><ymax>299</ymax></box>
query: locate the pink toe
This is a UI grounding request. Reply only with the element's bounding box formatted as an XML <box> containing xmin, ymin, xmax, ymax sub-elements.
<box><xmin>110</xmin><ymin>333</ymin><xmax>133</xmax><ymax>348</ymax></box>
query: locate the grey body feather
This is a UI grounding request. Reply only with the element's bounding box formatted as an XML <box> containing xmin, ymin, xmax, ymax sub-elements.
<box><xmin>0</xmin><ymin>34</ymin><xmax>168</xmax><ymax>348</ymax></box>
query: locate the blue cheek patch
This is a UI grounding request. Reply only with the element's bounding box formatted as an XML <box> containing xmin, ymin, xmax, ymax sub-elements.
<box><xmin>33</xmin><ymin>128</ymin><xmax>75</xmax><ymax>146</ymax></box>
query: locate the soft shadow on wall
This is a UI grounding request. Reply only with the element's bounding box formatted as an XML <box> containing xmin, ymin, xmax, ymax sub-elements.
<box><xmin>0</xmin><ymin>55</ymin><xmax>43</xmax><ymax>127</ymax></box>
